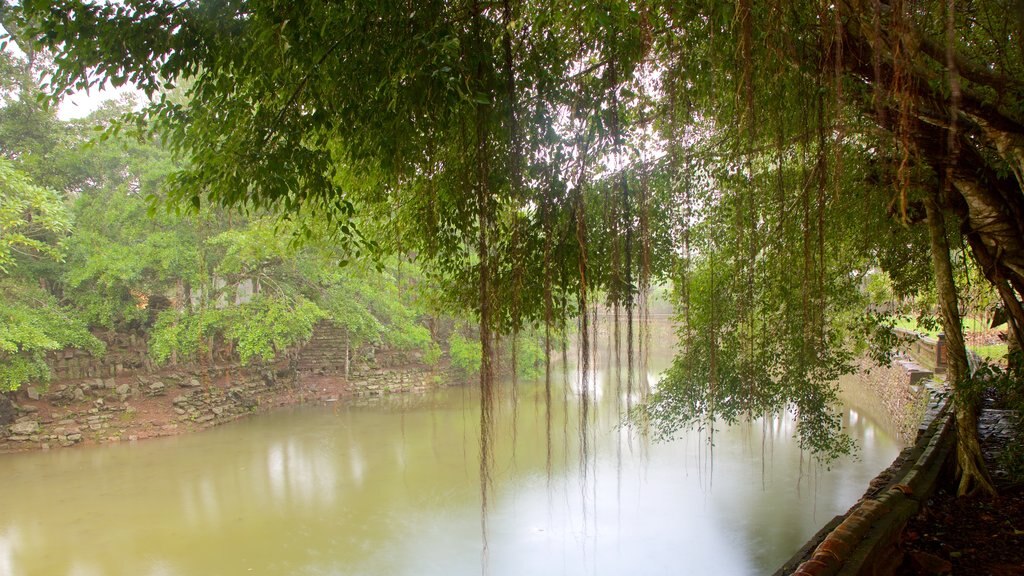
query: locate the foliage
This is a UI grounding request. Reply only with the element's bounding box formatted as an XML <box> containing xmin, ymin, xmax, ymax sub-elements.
<box><xmin>511</xmin><ymin>331</ymin><xmax>545</xmax><ymax>381</ymax></box>
<box><xmin>0</xmin><ymin>157</ymin><xmax>69</xmax><ymax>273</ymax></box>
<box><xmin>0</xmin><ymin>55</ymin><xmax>453</xmax><ymax>380</ymax></box>
<box><xmin>0</xmin><ymin>280</ymin><xmax>102</xmax><ymax>391</ymax></box>
<box><xmin>448</xmin><ymin>331</ymin><xmax>482</xmax><ymax>379</ymax></box>
<box><xmin>0</xmin><ymin>111</ymin><xmax>102</xmax><ymax>391</ymax></box>
<box><xmin>221</xmin><ymin>296</ymin><xmax>325</xmax><ymax>364</ymax></box>
<box><xmin>12</xmin><ymin>0</ymin><xmax>1024</xmax><ymax>469</ymax></box>
<box><xmin>147</xmin><ymin>308</ymin><xmax>208</xmax><ymax>365</ymax></box>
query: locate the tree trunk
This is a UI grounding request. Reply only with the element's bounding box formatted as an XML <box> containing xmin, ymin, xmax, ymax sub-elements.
<box><xmin>841</xmin><ymin>10</ymin><xmax>1024</xmax><ymax>363</ymax></box>
<box><xmin>925</xmin><ymin>195</ymin><xmax>996</xmax><ymax>497</ymax></box>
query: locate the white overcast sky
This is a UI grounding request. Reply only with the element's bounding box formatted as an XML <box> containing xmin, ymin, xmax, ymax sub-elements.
<box><xmin>1</xmin><ymin>22</ymin><xmax>139</xmax><ymax>120</ymax></box>
<box><xmin>57</xmin><ymin>84</ymin><xmax>140</xmax><ymax>119</ymax></box>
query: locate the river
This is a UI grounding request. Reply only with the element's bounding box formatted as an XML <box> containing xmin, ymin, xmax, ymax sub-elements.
<box><xmin>0</xmin><ymin>341</ymin><xmax>902</xmax><ymax>576</ymax></box>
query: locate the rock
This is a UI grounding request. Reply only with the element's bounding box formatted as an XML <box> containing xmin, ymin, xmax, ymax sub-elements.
<box><xmin>18</xmin><ymin>405</ymin><xmax>38</xmax><ymax>414</ymax></box>
<box><xmin>196</xmin><ymin>414</ymin><xmax>215</xmax><ymax>424</ymax></box>
<box><xmin>148</xmin><ymin>382</ymin><xmax>166</xmax><ymax>396</ymax></box>
<box><xmin>181</xmin><ymin>378</ymin><xmax>201</xmax><ymax>388</ymax></box>
<box><xmin>174</xmin><ymin>407</ymin><xmax>186</xmax><ymax>416</ymax></box>
<box><xmin>73</xmin><ymin>388</ymin><xmax>86</xmax><ymax>402</ymax></box>
<box><xmin>103</xmin><ymin>378</ymin><xmax>116</xmax><ymax>389</ymax></box>
<box><xmin>9</xmin><ymin>420</ymin><xmax>39</xmax><ymax>435</ymax></box>
<box><xmin>66</xmin><ymin>433</ymin><xmax>82</xmax><ymax>442</ymax></box>
<box><xmin>212</xmin><ymin>406</ymin><xmax>224</xmax><ymax>416</ymax></box>
<box><xmin>115</xmin><ymin>383</ymin><xmax>130</xmax><ymax>396</ymax></box>
<box><xmin>26</xmin><ymin>386</ymin><xmax>40</xmax><ymax>400</ymax></box>
<box><xmin>172</xmin><ymin>395</ymin><xmax>189</xmax><ymax>406</ymax></box>
<box><xmin>0</xmin><ymin>394</ymin><xmax>16</xmax><ymax>426</ymax></box>
<box><xmin>94</xmin><ymin>398</ymin><xmax>105</xmax><ymax>408</ymax></box>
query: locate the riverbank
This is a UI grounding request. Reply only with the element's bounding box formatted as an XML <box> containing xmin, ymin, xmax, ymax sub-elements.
<box><xmin>0</xmin><ymin>360</ymin><xmax>454</xmax><ymax>454</ymax></box>
<box><xmin>895</xmin><ymin>389</ymin><xmax>1024</xmax><ymax>575</ymax></box>
<box><xmin>780</xmin><ymin>357</ymin><xmax>1024</xmax><ymax>575</ymax></box>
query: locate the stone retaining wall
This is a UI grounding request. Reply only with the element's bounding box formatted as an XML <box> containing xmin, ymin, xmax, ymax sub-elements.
<box><xmin>48</xmin><ymin>331</ymin><xmax>155</xmax><ymax>380</ymax></box>
<box><xmin>775</xmin><ymin>386</ymin><xmax>954</xmax><ymax>576</ymax></box>
<box><xmin>895</xmin><ymin>328</ymin><xmax>947</xmax><ymax>372</ymax></box>
<box><xmin>1</xmin><ymin>365</ymin><xmax>293</xmax><ymax>449</ymax></box>
<box><xmin>3</xmin><ymin>321</ymin><xmax>453</xmax><ymax>451</ymax></box>
<box><xmin>852</xmin><ymin>358</ymin><xmax>929</xmax><ymax>444</ymax></box>
<box><xmin>2</xmin><ymin>356</ymin><xmax>451</xmax><ymax>452</ymax></box>
<box><xmin>40</xmin><ymin>321</ymin><xmax>433</xmax><ymax>383</ymax></box>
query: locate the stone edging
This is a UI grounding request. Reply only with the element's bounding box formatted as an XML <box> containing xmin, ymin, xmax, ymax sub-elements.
<box><xmin>774</xmin><ymin>385</ymin><xmax>954</xmax><ymax>576</ymax></box>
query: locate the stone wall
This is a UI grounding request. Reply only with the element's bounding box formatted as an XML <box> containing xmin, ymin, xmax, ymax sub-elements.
<box><xmin>776</xmin><ymin>386</ymin><xmax>954</xmax><ymax>576</ymax></box>
<box><xmin>853</xmin><ymin>357</ymin><xmax>930</xmax><ymax>444</ymax></box>
<box><xmin>48</xmin><ymin>331</ymin><xmax>155</xmax><ymax>380</ymax></box>
<box><xmin>894</xmin><ymin>328</ymin><xmax>947</xmax><ymax>372</ymax></box>
<box><xmin>293</xmin><ymin>321</ymin><xmax>449</xmax><ymax>395</ymax></box>
<box><xmin>38</xmin><ymin>321</ymin><xmax>438</xmax><ymax>385</ymax></box>
<box><xmin>1</xmin><ymin>365</ymin><xmax>293</xmax><ymax>449</ymax></box>
<box><xmin>3</xmin><ymin>321</ymin><xmax>452</xmax><ymax>451</ymax></box>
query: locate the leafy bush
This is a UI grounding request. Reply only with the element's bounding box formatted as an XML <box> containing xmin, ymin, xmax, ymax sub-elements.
<box><xmin>0</xmin><ymin>281</ymin><xmax>103</xmax><ymax>391</ymax></box>
<box><xmin>148</xmin><ymin>308</ymin><xmax>215</xmax><ymax>365</ymax></box>
<box><xmin>221</xmin><ymin>296</ymin><xmax>325</xmax><ymax>364</ymax></box>
<box><xmin>448</xmin><ymin>332</ymin><xmax>481</xmax><ymax>378</ymax></box>
<box><xmin>512</xmin><ymin>332</ymin><xmax>544</xmax><ymax>381</ymax></box>
<box><xmin>150</xmin><ymin>296</ymin><xmax>325</xmax><ymax>365</ymax></box>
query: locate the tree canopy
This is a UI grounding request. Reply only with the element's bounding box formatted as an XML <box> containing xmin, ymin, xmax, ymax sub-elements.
<box><xmin>5</xmin><ymin>0</ymin><xmax>1023</xmax><ymax>489</ymax></box>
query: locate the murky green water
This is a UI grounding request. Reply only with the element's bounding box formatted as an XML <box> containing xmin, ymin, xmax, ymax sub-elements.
<box><xmin>0</xmin><ymin>347</ymin><xmax>902</xmax><ymax>576</ymax></box>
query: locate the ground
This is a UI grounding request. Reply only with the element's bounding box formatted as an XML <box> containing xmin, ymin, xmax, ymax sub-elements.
<box><xmin>897</xmin><ymin>391</ymin><xmax>1024</xmax><ymax>576</ymax></box>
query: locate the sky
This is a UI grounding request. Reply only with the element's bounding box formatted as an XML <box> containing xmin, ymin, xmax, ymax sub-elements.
<box><xmin>57</xmin><ymin>83</ymin><xmax>140</xmax><ymax>120</ymax></box>
<box><xmin>1</xmin><ymin>22</ymin><xmax>140</xmax><ymax>120</ymax></box>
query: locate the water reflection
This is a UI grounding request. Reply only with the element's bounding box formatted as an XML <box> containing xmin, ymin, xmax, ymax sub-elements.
<box><xmin>0</xmin><ymin>349</ymin><xmax>903</xmax><ymax>576</ymax></box>
<box><xmin>0</xmin><ymin>526</ymin><xmax>19</xmax><ymax>576</ymax></box>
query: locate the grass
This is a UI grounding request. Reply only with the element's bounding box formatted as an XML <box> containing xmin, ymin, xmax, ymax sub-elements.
<box><xmin>892</xmin><ymin>316</ymin><xmax>1007</xmax><ymax>362</ymax></box>
<box><xmin>971</xmin><ymin>343</ymin><xmax>1010</xmax><ymax>362</ymax></box>
<box><xmin>892</xmin><ymin>316</ymin><xmax>992</xmax><ymax>337</ymax></box>
<box><xmin>892</xmin><ymin>317</ymin><xmax>941</xmax><ymax>337</ymax></box>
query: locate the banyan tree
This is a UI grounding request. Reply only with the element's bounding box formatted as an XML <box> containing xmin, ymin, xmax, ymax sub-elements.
<box><xmin>10</xmin><ymin>0</ymin><xmax>1022</xmax><ymax>497</ymax></box>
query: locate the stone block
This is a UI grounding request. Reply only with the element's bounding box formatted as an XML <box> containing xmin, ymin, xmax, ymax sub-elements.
<box><xmin>9</xmin><ymin>420</ymin><xmax>39</xmax><ymax>435</ymax></box>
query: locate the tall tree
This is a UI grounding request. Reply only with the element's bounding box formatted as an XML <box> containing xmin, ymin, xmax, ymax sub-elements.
<box><xmin>15</xmin><ymin>0</ymin><xmax>1022</xmax><ymax>493</ymax></box>
<box><xmin>0</xmin><ymin>156</ymin><xmax>101</xmax><ymax>391</ymax></box>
